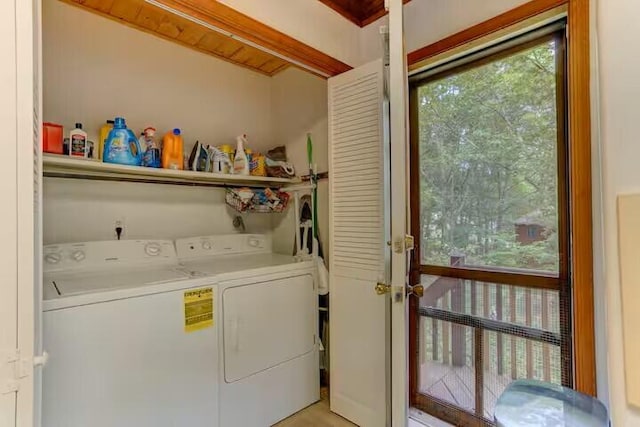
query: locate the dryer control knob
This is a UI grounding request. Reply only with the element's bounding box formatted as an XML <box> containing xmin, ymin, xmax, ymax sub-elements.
<box><xmin>145</xmin><ymin>243</ymin><xmax>162</xmax><ymax>256</ymax></box>
<box><xmin>202</xmin><ymin>241</ymin><xmax>212</xmax><ymax>250</ymax></box>
<box><xmin>71</xmin><ymin>250</ymin><xmax>86</xmax><ymax>262</ymax></box>
<box><xmin>248</xmin><ymin>237</ymin><xmax>262</xmax><ymax>248</ymax></box>
<box><xmin>45</xmin><ymin>252</ymin><xmax>62</xmax><ymax>264</ymax></box>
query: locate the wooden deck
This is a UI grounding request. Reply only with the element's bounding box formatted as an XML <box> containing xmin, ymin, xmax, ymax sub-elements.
<box><xmin>420</xmin><ymin>360</ymin><xmax>513</xmax><ymax>419</ymax></box>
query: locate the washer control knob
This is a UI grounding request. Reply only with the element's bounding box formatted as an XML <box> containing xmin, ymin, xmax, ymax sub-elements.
<box><xmin>145</xmin><ymin>243</ymin><xmax>162</xmax><ymax>256</ymax></box>
<box><xmin>71</xmin><ymin>250</ymin><xmax>86</xmax><ymax>262</ymax></box>
<box><xmin>45</xmin><ymin>252</ymin><xmax>62</xmax><ymax>264</ymax></box>
<box><xmin>202</xmin><ymin>241</ymin><xmax>212</xmax><ymax>250</ymax></box>
<box><xmin>248</xmin><ymin>237</ymin><xmax>262</xmax><ymax>248</ymax></box>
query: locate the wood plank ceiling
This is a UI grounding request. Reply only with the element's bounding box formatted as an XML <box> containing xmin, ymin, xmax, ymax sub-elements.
<box><xmin>61</xmin><ymin>0</ymin><xmax>351</xmax><ymax>77</ymax></box>
<box><xmin>318</xmin><ymin>0</ymin><xmax>411</xmax><ymax>27</ymax></box>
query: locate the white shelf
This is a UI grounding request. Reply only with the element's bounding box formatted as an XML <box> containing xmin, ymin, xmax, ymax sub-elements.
<box><xmin>43</xmin><ymin>155</ymin><xmax>300</xmax><ymax>188</ymax></box>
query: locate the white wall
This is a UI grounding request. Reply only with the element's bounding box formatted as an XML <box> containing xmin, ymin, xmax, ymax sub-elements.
<box><xmin>43</xmin><ymin>0</ymin><xmax>273</xmax><ymax>153</ymax></box>
<box><xmin>596</xmin><ymin>0</ymin><xmax>640</xmax><ymax>424</ymax></box>
<box><xmin>218</xmin><ymin>0</ymin><xmax>361</xmax><ymax>67</ymax></box>
<box><xmin>43</xmin><ymin>179</ymin><xmax>272</xmax><ymax>244</ymax></box>
<box><xmin>219</xmin><ymin>0</ymin><xmax>530</xmax><ymax>67</ymax></box>
<box><xmin>358</xmin><ymin>0</ymin><xmax>531</xmax><ymax>65</ymax></box>
<box><xmin>270</xmin><ymin>67</ymin><xmax>330</xmax><ymax>260</ymax></box>
<box><xmin>42</xmin><ymin>0</ymin><xmax>325</xmax><ymax>249</ymax></box>
<box><xmin>403</xmin><ymin>0</ymin><xmax>530</xmax><ymax>53</ymax></box>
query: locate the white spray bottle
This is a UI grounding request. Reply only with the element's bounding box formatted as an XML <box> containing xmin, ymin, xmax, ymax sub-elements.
<box><xmin>233</xmin><ymin>134</ymin><xmax>250</xmax><ymax>175</ymax></box>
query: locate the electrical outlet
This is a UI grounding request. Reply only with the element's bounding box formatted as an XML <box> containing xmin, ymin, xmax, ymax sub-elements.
<box><xmin>115</xmin><ymin>218</ymin><xmax>125</xmax><ymax>240</ymax></box>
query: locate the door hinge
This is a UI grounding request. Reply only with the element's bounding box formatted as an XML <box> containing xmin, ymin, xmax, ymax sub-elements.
<box><xmin>2</xmin><ymin>349</ymin><xmax>21</xmax><ymax>394</ymax></box>
<box><xmin>1</xmin><ymin>349</ymin><xmax>47</xmax><ymax>395</ymax></box>
<box><xmin>393</xmin><ymin>235</ymin><xmax>414</xmax><ymax>254</ymax></box>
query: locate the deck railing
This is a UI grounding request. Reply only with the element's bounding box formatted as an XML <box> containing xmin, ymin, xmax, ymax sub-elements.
<box><xmin>418</xmin><ymin>255</ymin><xmax>562</xmax><ymax>418</ymax></box>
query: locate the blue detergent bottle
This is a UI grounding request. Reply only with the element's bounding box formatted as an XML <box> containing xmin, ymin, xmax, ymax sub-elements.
<box><xmin>103</xmin><ymin>117</ymin><xmax>142</xmax><ymax>166</ymax></box>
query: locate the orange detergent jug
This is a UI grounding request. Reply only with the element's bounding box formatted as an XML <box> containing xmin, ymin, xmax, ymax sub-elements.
<box><xmin>162</xmin><ymin>128</ymin><xmax>184</xmax><ymax>170</ymax></box>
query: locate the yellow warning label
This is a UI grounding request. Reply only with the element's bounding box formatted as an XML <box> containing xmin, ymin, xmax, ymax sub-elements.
<box><xmin>184</xmin><ymin>287</ymin><xmax>213</xmax><ymax>333</ymax></box>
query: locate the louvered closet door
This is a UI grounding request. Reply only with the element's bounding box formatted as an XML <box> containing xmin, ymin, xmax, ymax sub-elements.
<box><xmin>329</xmin><ymin>59</ymin><xmax>388</xmax><ymax>427</ymax></box>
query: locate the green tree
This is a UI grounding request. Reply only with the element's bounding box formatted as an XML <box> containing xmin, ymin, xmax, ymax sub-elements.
<box><xmin>418</xmin><ymin>40</ymin><xmax>559</xmax><ymax>272</ymax></box>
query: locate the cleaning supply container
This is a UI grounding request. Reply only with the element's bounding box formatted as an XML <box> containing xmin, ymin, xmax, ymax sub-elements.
<box><xmin>103</xmin><ymin>117</ymin><xmax>142</xmax><ymax>166</ymax></box>
<box><xmin>140</xmin><ymin>127</ymin><xmax>161</xmax><ymax>168</ymax></box>
<box><xmin>98</xmin><ymin>120</ymin><xmax>115</xmax><ymax>161</ymax></box>
<box><xmin>494</xmin><ymin>380</ymin><xmax>609</xmax><ymax>427</ymax></box>
<box><xmin>69</xmin><ymin>123</ymin><xmax>89</xmax><ymax>158</ymax></box>
<box><xmin>233</xmin><ymin>134</ymin><xmax>250</xmax><ymax>175</ymax></box>
<box><xmin>162</xmin><ymin>128</ymin><xmax>184</xmax><ymax>170</ymax></box>
<box><xmin>219</xmin><ymin>144</ymin><xmax>234</xmax><ymax>174</ymax></box>
<box><xmin>43</xmin><ymin>123</ymin><xmax>63</xmax><ymax>154</ymax></box>
<box><xmin>251</xmin><ymin>153</ymin><xmax>266</xmax><ymax>176</ymax></box>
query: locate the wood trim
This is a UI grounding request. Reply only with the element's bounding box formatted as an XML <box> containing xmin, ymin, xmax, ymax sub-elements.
<box><xmin>317</xmin><ymin>0</ymin><xmax>361</xmax><ymax>26</ymax></box>
<box><xmin>152</xmin><ymin>0</ymin><xmax>352</xmax><ymax>76</ymax></box>
<box><xmin>360</xmin><ymin>9</ymin><xmax>388</xmax><ymax>27</ymax></box>
<box><xmin>60</xmin><ymin>0</ymin><xmax>287</xmax><ymax>77</ymax></box>
<box><xmin>360</xmin><ymin>0</ymin><xmax>412</xmax><ymax>27</ymax></box>
<box><xmin>420</xmin><ymin>265</ymin><xmax>562</xmax><ymax>290</ymax></box>
<box><xmin>318</xmin><ymin>0</ymin><xmax>412</xmax><ymax>27</ymax></box>
<box><xmin>407</xmin><ymin>0</ymin><xmax>567</xmax><ymax>66</ymax></box>
<box><xmin>554</xmin><ymin>27</ymin><xmax>577</xmax><ymax>391</ymax></box>
<box><xmin>408</xmin><ymin>83</ymin><xmax>421</xmax><ymax>413</ymax></box>
<box><xmin>567</xmin><ymin>0</ymin><xmax>596</xmax><ymax>396</ymax></box>
<box><xmin>413</xmin><ymin>394</ymin><xmax>492</xmax><ymax>427</ymax></box>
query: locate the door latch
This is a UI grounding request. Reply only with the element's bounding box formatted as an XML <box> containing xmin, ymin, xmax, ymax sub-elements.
<box><xmin>394</xmin><ymin>235</ymin><xmax>415</xmax><ymax>254</ymax></box>
<box><xmin>406</xmin><ymin>284</ymin><xmax>424</xmax><ymax>298</ymax></box>
<box><xmin>375</xmin><ymin>282</ymin><xmax>392</xmax><ymax>295</ymax></box>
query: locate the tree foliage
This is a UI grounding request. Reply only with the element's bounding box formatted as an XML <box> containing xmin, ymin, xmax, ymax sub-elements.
<box><xmin>418</xmin><ymin>40</ymin><xmax>560</xmax><ymax>272</ymax></box>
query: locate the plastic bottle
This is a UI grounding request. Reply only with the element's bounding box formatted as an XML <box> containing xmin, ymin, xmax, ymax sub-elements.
<box><xmin>219</xmin><ymin>144</ymin><xmax>233</xmax><ymax>174</ymax></box>
<box><xmin>162</xmin><ymin>128</ymin><xmax>184</xmax><ymax>170</ymax></box>
<box><xmin>69</xmin><ymin>123</ymin><xmax>89</xmax><ymax>158</ymax></box>
<box><xmin>103</xmin><ymin>117</ymin><xmax>142</xmax><ymax>166</ymax></box>
<box><xmin>233</xmin><ymin>135</ymin><xmax>250</xmax><ymax>175</ymax></box>
<box><xmin>98</xmin><ymin>120</ymin><xmax>115</xmax><ymax>161</ymax></box>
<box><xmin>140</xmin><ymin>127</ymin><xmax>161</xmax><ymax>168</ymax></box>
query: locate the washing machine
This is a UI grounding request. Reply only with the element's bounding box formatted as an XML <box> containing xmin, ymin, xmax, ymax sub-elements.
<box><xmin>42</xmin><ymin>240</ymin><xmax>219</xmax><ymax>427</ymax></box>
<box><xmin>175</xmin><ymin>234</ymin><xmax>319</xmax><ymax>427</ymax></box>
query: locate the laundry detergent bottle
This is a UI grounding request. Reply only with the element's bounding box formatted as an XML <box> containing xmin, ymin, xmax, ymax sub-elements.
<box><xmin>103</xmin><ymin>117</ymin><xmax>142</xmax><ymax>166</ymax></box>
<box><xmin>162</xmin><ymin>128</ymin><xmax>184</xmax><ymax>170</ymax></box>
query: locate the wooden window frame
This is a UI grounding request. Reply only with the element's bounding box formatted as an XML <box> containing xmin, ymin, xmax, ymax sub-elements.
<box><xmin>407</xmin><ymin>0</ymin><xmax>595</xmax><ymax>423</ymax></box>
<box><xmin>410</xmin><ymin>29</ymin><xmax>569</xmax><ymax>426</ymax></box>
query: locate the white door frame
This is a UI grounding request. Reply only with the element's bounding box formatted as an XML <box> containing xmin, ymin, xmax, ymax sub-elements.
<box><xmin>388</xmin><ymin>0</ymin><xmax>410</xmax><ymax>425</ymax></box>
<box><xmin>1</xmin><ymin>0</ymin><xmax>36</xmax><ymax>424</ymax></box>
<box><xmin>15</xmin><ymin>0</ymin><xmax>37</xmax><ymax>425</ymax></box>
<box><xmin>0</xmin><ymin>0</ymin><xmax>20</xmax><ymax>422</ymax></box>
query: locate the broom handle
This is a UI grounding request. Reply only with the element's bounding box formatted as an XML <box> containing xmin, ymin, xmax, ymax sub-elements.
<box><xmin>307</xmin><ymin>133</ymin><xmax>319</xmax><ymax>240</ymax></box>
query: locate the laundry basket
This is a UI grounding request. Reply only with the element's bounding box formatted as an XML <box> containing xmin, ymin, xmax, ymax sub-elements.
<box><xmin>494</xmin><ymin>379</ymin><xmax>609</xmax><ymax>427</ymax></box>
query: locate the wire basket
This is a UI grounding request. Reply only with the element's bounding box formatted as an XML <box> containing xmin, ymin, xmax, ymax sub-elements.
<box><xmin>225</xmin><ymin>188</ymin><xmax>290</xmax><ymax>213</ymax></box>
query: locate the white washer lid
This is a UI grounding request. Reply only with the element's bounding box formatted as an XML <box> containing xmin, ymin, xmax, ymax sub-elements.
<box><xmin>44</xmin><ymin>266</ymin><xmax>192</xmax><ymax>301</ymax></box>
<box><xmin>179</xmin><ymin>253</ymin><xmax>300</xmax><ymax>277</ymax></box>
